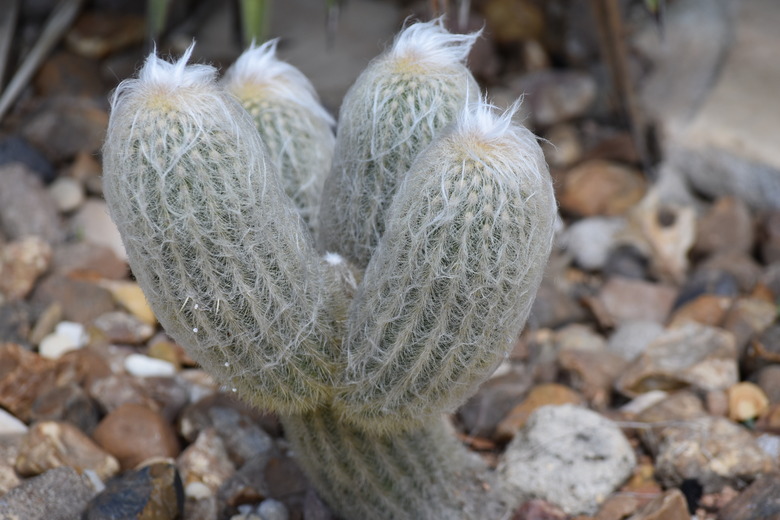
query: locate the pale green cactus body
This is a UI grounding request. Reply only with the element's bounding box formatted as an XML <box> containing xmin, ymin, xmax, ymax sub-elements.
<box><xmin>336</xmin><ymin>101</ymin><xmax>557</xmax><ymax>433</ymax></box>
<box><xmin>282</xmin><ymin>407</ymin><xmax>510</xmax><ymax>520</ymax></box>
<box><xmin>318</xmin><ymin>18</ymin><xmax>480</xmax><ymax>268</ymax></box>
<box><xmin>223</xmin><ymin>40</ymin><xmax>335</xmax><ymax>236</ymax></box>
<box><xmin>103</xmin><ymin>22</ymin><xmax>557</xmax><ymax>520</ymax></box>
<box><xmin>102</xmin><ymin>46</ymin><xmax>338</xmax><ymax>415</ymax></box>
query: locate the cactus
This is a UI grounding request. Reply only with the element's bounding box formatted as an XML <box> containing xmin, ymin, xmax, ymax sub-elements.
<box><xmin>103</xmin><ymin>19</ymin><xmax>556</xmax><ymax>520</ymax></box>
<box><xmin>222</xmin><ymin>39</ymin><xmax>335</xmax><ymax>236</ymax></box>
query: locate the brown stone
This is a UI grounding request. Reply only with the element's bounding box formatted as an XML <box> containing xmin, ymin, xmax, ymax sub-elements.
<box><xmin>93</xmin><ymin>403</ymin><xmax>180</xmax><ymax>470</ymax></box>
<box><xmin>33</xmin><ymin>51</ymin><xmax>105</xmax><ymax>98</ymax></box>
<box><xmin>558</xmin><ymin>349</ymin><xmax>627</xmax><ymax>407</ymax></box>
<box><xmin>29</xmin><ymin>381</ymin><xmax>101</xmax><ymax>434</ymax></box>
<box><xmin>22</xmin><ymin>97</ymin><xmax>108</xmax><ymax>162</ymax></box>
<box><xmin>693</xmin><ymin>196</ymin><xmax>755</xmax><ymax>256</ymax></box>
<box><xmin>595</xmin><ymin>494</ymin><xmax>642</xmax><ymax>520</ymax></box>
<box><xmin>87</xmin><ymin>373</ymin><xmax>160</xmax><ymax>415</ymax></box>
<box><xmin>32</xmin><ymin>274</ymin><xmax>115</xmax><ymax>323</ymax></box>
<box><xmin>559</xmin><ymin>160</ymin><xmax>646</xmax><ymax>217</ymax></box>
<box><xmin>496</xmin><ymin>383</ymin><xmax>583</xmax><ymax>441</ymax></box>
<box><xmin>15</xmin><ymin>420</ymin><xmax>119</xmax><ymax>480</ymax></box>
<box><xmin>728</xmin><ymin>382</ymin><xmax>770</xmax><ymax>422</ymax></box>
<box><xmin>627</xmin><ymin>489</ymin><xmax>688</xmax><ymax>520</ymax></box>
<box><xmin>0</xmin><ymin>343</ymin><xmax>57</xmax><ymax>421</ymax></box>
<box><xmin>66</xmin><ymin>11</ymin><xmax>145</xmax><ymax>59</ymax></box>
<box><xmin>52</xmin><ymin>240</ymin><xmax>127</xmax><ymax>280</ymax></box>
<box><xmin>667</xmin><ymin>294</ymin><xmax>731</xmax><ymax>328</ymax></box>
<box><xmin>177</xmin><ymin>428</ymin><xmax>235</xmax><ymax>494</ymax></box>
<box><xmin>755</xmin><ymin>365</ymin><xmax>780</xmax><ymax>404</ymax></box>
<box><xmin>722</xmin><ymin>297</ymin><xmax>777</xmax><ymax>354</ymax></box>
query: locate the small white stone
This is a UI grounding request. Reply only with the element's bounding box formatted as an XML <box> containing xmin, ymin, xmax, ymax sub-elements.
<box><xmin>54</xmin><ymin>321</ymin><xmax>89</xmax><ymax>347</ymax></box>
<box><xmin>39</xmin><ymin>332</ymin><xmax>83</xmax><ymax>359</ymax></box>
<box><xmin>48</xmin><ymin>177</ymin><xmax>85</xmax><ymax>213</ymax></box>
<box><xmin>185</xmin><ymin>481</ymin><xmax>213</xmax><ymax>499</ymax></box>
<box><xmin>0</xmin><ymin>408</ymin><xmax>28</xmax><ymax>435</ymax></box>
<box><xmin>124</xmin><ymin>353</ymin><xmax>176</xmax><ymax>377</ymax></box>
<box><xmin>258</xmin><ymin>498</ymin><xmax>289</xmax><ymax>520</ymax></box>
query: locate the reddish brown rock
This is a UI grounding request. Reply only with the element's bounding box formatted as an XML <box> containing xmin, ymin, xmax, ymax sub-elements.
<box><xmin>559</xmin><ymin>160</ymin><xmax>646</xmax><ymax>217</ymax></box>
<box><xmin>93</xmin><ymin>403</ymin><xmax>180</xmax><ymax>470</ymax></box>
<box><xmin>0</xmin><ymin>343</ymin><xmax>57</xmax><ymax>421</ymax></box>
<box><xmin>667</xmin><ymin>294</ymin><xmax>731</xmax><ymax>328</ymax></box>
<box><xmin>15</xmin><ymin>420</ymin><xmax>119</xmax><ymax>480</ymax></box>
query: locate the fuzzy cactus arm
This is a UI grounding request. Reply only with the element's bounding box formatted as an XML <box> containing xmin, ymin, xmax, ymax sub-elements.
<box><xmin>281</xmin><ymin>407</ymin><xmax>511</xmax><ymax>520</ymax></box>
<box><xmin>102</xmin><ymin>46</ymin><xmax>338</xmax><ymax>414</ymax></box>
<box><xmin>222</xmin><ymin>39</ymin><xmax>335</xmax><ymax>237</ymax></box>
<box><xmin>318</xmin><ymin>18</ymin><xmax>480</xmax><ymax>268</ymax></box>
<box><xmin>336</xmin><ymin>100</ymin><xmax>557</xmax><ymax>433</ymax></box>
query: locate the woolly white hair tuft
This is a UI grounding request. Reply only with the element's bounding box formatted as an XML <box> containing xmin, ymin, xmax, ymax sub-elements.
<box><xmin>389</xmin><ymin>16</ymin><xmax>481</xmax><ymax>65</ymax></box>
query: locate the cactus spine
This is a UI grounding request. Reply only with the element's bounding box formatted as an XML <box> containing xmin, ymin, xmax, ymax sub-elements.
<box><xmin>318</xmin><ymin>20</ymin><xmax>480</xmax><ymax>268</ymax></box>
<box><xmin>223</xmin><ymin>40</ymin><xmax>335</xmax><ymax>236</ymax></box>
<box><xmin>102</xmin><ymin>20</ymin><xmax>556</xmax><ymax>520</ymax></box>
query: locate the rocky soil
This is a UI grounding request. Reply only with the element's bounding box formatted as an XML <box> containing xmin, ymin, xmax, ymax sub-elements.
<box><xmin>1</xmin><ymin>1</ymin><xmax>780</xmax><ymax>519</ymax></box>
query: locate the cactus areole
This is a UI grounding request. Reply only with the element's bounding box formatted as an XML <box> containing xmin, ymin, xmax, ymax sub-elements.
<box><xmin>103</xmin><ymin>19</ymin><xmax>556</xmax><ymax>520</ymax></box>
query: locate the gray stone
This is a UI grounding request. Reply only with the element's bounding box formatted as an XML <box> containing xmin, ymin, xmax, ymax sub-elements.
<box><xmin>0</xmin><ymin>164</ymin><xmax>62</xmax><ymax>242</ymax></box>
<box><xmin>48</xmin><ymin>176</ymin><xmax>85</xmax><ymax>213</ymax></box>
<box><xmin>499</xmin><ymin>404</ymin><xmax>636</xmax><ymax>515</ymax></box>
<box><xmin>508</xmin><ymin>70</ymin><xmax>597</xmax><ymax>127</ymax></box>
<box><xmin>0</xmin><ymin>466</ymin><xmax>99</xmax><ymax>520</ymax></box>
<box><xmin>561</xmin><ymin>217</ymin><xmax>625</xmax><ymax>271</ymax></box>
<box><xmin>69</xmin><ymin>198</ymin><xmax>127</xmax><ymax>261</ymax></box>
<box><xmin>258</xmin><ymin>498</ymin><xmax>290</xmax><ymax>520</ymax></box>
<box><xmin>607</xmin><ymin>320</ymin><xmax>665</xmax><ymax>362</ymax></box>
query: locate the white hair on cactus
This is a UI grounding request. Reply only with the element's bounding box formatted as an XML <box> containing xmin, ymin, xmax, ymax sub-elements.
<box><xmin>388</xmin><ymin>17</ymin><xmax>481</xmax><ymax>66</ymax></box>
<box><xmin>223</xmin><ymin>39</ymin><xmax>334</xmax><ymax>127</ymax></box>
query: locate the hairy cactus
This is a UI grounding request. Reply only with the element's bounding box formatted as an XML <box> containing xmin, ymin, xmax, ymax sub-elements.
<box><xmin>222</xmin><ymin>40</ymin><xmax>335</xmax><ymax>236</ymax></box>
<box><xmin>103</xmin><ymin>19</ymin><xmax>556</xmax><ymax>520</ymax></box>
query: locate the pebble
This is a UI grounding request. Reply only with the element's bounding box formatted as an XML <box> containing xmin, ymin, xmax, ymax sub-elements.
<box><xmin>727</xmin><ymin>382</ymin><xmax>770</xmax><ymax>422</ymax></box>
<box><xmin>29</xmin><ymin>302</ymin><xmax>62</xmax><ymax>346</ymax></box>
<box><xmin>542</xmin><ymin>124</ymin><xmax>583</xmax><ymax>168</ymax></box>
<box><xmin>558</xmin><ymin>348</ymin><xmax>627</xmax><ymax>407</ymax></box>
<box><xmin>607</xmin><ymin>320</ymin><xmax>665</xmax><ymax>362</ymax></box>
<box><xmin>482</xmin><ymin>0</ymin><xmax>544</xmax><ymax>45</ymax></box>
<box><xmin>693</xmin><ymin>196</ymin><xmax>754</xmax><ymax>256</ymax></box>
<box><xmin>0</xmin><ymin>236</ymin><xmax>52</xmax><ymax>301</ymax></box>
<box><xmin>98</xmin><ymin>279</ymin><xmax>157</xmax><ymax>326</ymax></box>
<box><xmin>143</xmin><ymin>376</ymin><xmax>190</xmax><ymax>423</ymax></box>
<box><xmin>48</xmin><ymin>176</ymin><xmax>85</xmax><ymax>213</ymax></box>
<box><xmin>69</xmin><ymin>198</ymin><xmax>127</xmax><ymax>261</ymax></box>
<box><xmin>559</xmin><ymin>160</ymin><xmax>646</xmax><ymax>217</ymax></box>
<box><xmin>21</xmin><ymin>97</ymin><xmax>108</xmax><ymax>162</ymax></box>
<box><xmin>602</xmin><ymin>244</ymin><xmax>650</xmax><ymax>280</ymax></box>
<box><xmin>561</xmin><ymin>216</ymin><xmax>625</xmax><ymax>271</ymax></box>
<box><xmin>528</xmin><ymin>277</ymin><xmax>589</xmax><ymax>330</ymax></box>
<box><xmin>746</xmin><ymin>324</ymin><xmax>780</xmax><ymax>374</ymax></box>
<box><xmin>0</xmin><ymin>300</ymin><xmax>33</xmax><ymax>345</ymax></box>
<box><xmin>674</xmin><ymin>267</ymin><xmax>740</xmax><ymax>309</ymax></box>
<box><xmin>0</xmin><ymin>466</ymin><xmax>99</xmax><ymax>520</ymax></box>
<box><xmin>699</xmin><ymin>251</ymin><xmax>762</xmax><ymax>292</ymax></box>
<box><xmin>87</xmin><ymin>373</ymin><xmax>160</xmax><ymax>414</ymax></box>
<box><xmin>754</xmin><ymin>364</ymin><xmax>780</xmax><ymax>404</ymax></box>
<box><xmin>93</xmin><ymin>403</ymin><xmax>180</xmax><ymax>470</ymax></box>
<box><xmin>0</xmin><ymin>343</ymin><xmax>58</xmax><ymax>422</ymax></box>
<box><xmin>34</xmin><ymin>50</ymin><xmax>105</xmax><ymax>99</ymax></box>
<box><xmin>15</xmin><ymin>420</ymin><xmax>119</xmax><ymax>480</ymax></box>
<box><xmin>616</xmin><ymin>323</ymin><xmax>738</xmax><ymax>397</ymax></box>
<box><xmin>218</xmin><ymin>456</ymin><xmax>270</xmax><ymax>509</ymax></box>
<box><xmin>38</xmin><ymin>320</ymin><xmax>88</xmax><ymax>359</ymax></box>
<box><xmin>84</xmin><ymin>462</ymin><xmax>184</xmax><ymax>520</ymax></box>
<box><xmin>32</xmin><ymin>274</ymin><xmax>116</xmax><ymax>323</ymax></box>
<box><xmin>457</xmin><ymin>367</ymin><xmax>534</xmax><ymax>439</ymax></box>
<box><xmin>303</xmin><ymin>488</ymin><xmax>336</xmax><ymax>520</ymax></box>
<box><xmin>0</xmin><ymin>408</ymin><xmax>28</xmax><ymax>436</ymax></box>
<box><xmin>653</xmin><ymin>416</ymin><xmax>775</xmax><ymax>492</ymax></box>
<box><xmin>94</xmin><ymin>311</ymin><xmax>155</xmax><ymax>344</ymax></box>
<box><xmin>0</xmin><ymin>135</ymin><xmax>55</xmax><ymax>182</ymax></box>
<box><xmin>257</xmin><ymin>498</ymin><xmax>291</xmax><ymax>520</ymax></box>
<box><xmin>760</xmin><ymin>210</ymin><xmax>780</xmax><ymax>264</ymax></box>
<box><xmin>29</xmin><ymin>381</ymin><xmax>101</xmax><ymax>434</ymax></box>
<box><xmin>512</xmin><ymin>499</ymin><xmax>567</xmax><ymax>520</ymax></box>
<box><xmin>596</xmin><ymin>276</ymin><xmax>677</xmax><ymax>325</ymax></box>
<box><xmin>627</xmin><ymin>488</ymin><xmax>689</xmax><ymax>520</ymax></box>
<box><xmin>0</xmin><ymin>163</ymin><xmax>63</xmax><ymax>243</ymax></box>
<box><xmin>52</xmin><ymin>240</ymin><xmax>127</xmax><ymax>279</ymax></box>
<box><xmin>0</xmin><ymin>436</ymin><xmax>22</xmax><ymax>495</ymax></box>
<box><xmin>717</xmin><ymin>473</ymin><xmax>780</xmax><ymax>520</ymax></box>
<box><xmin>509</xmin><ymin>70</ymin><xmax>597</xmax><ymax>126</ymax></box>
<box><xmin>495</xmin><ymin>383</ymin><xmax>583</xmax><ymax>441</ymax></box>
<box><xmin>178</xmin><ymin>428</ymin><xmax>235</xmax><ymax>502</ymax></box>
<box><xmin>124</xmin><ymin>354</ymin><xmax>177</xmax><ymax>378</ymax></box>
<box><xmin>667</xmin><ymin>293</ymin><xmax>732</xmax><ymax>328</ymax></box>
<box><xmin>722</xmin><ymin>297</ymin><xmax>777</xmax><ymax>354</ymax></box>
<box><xmin>500</xmin><ymin>404</ymin><xmax>636</xmax><ymax>515</ymax></box>
<box><xmin>65</xmin><ymin>11</ymin><xmax>145</xmax><ymax>59</ymax></box>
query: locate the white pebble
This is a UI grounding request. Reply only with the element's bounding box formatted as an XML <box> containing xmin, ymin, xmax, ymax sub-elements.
<box><xmin>185</xmin><ymin>481</ymin><xmax>213</xmax><ymax>499</ymax></box>
<box><xmin>124</xmin><ymin>353</ymin><xmax>176</xmax><ymax>377</ymax></box>
<box><xmin>0</xmin><ymin>408</ymin><xmax>28</xmax><ymax>435</ymax></box>
<box><xmin>55</xmin><ymin>321</ymin><xmax>89</xmax><ymax>347</ymax></box>
<box><xmin>48</xmin><ymin>176</ymin><xmax>85</xmax><ymax>213</ymax></box>
<box><xmin>39</xmin><ymin>332</ymin><xmax>83</xmax><ymax>359</ymax></box>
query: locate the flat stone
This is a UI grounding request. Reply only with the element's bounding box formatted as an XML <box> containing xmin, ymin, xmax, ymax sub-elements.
<box><xmin>93</xmin><ymin>403</ymin><xmax>180</xmax><ymax>470</ymax></box>
<box><xmin>760</xmin><ymin>210</ymin><xmax>780</xmax><ymax>264</ymax></box>
<box><xmin>0</xmin><ymin>436</ymin><xmax>23</xmax><ymax>495</ymax></box>
<box><xmin>693</xmin><ymin>197</ymin><xmax>754</xmax><ymax>256</ymax></box>
<box><xmin>31</xmin><ymin>274</ymin><xmax>115</xmax><ymax>323</ymax></box>
<box><xmin>33</xmin><ymin>50</ymin><xmax>105</xmax><ymax>98</ymax></box>
<box><xmin>667</xmin><ymin>294</ymin><xmax>732</xmax><ymax>328</ymax></box>
<box><xmin>0</xmin><ymin>466</ymin><xmax>99</xmax><ymax>520</ymax></box>
<box><xmin>87</xmin><ymin>373</ymin><xmax>160</xmax><ymax>414</ymax></box>
<box><xmin>558</xmin><ymin>348</ymin><xmax>627</xmax><ymax>407</ymax></box>
<box><xmin>722</xmin><ymin>297</ymin><xmax>777</xmax><ymax>354</ymax></box>
<box><xmin>0</xmin><ymin>236</ymin><xmax>52</xmax><ymax>301</ymax></box>
<box><xmin>178</xmin><ymin>428</ymin><xmax>235</xmax><ymax>499</ymax></box>
<box><xmin>124</xmin><ymin>354</ymin><xmax>177</xmax><ymax>377</ymax></box>
<box><xmin>755</xmin><ymin>365</ymin><xmax>780</xmax><ymax>404</ymax></box>
<box><xmin>29</xmin><ymin>381</ymin><xmax>101</xmax><ymax>434</ymax></box>
<box><xmin>457</xmin><ymin>368</ymin><xmax>534</xmax><ymax>439</ymax></box>
<box><xmin>0</xmin><ymin>301</ymin><xmax>33</xmax><ymax>346</ymax></box>
<box><xmin>508</xmin><ymin>70</ymin><xmax>597</xmax><ymax>127</ymax></box>
<box><xmin>616</xmin><ymin>323</ymin><xmax>738</xmax><ymax>397</ymax></box>
<box><xmin>698</xmin><ymin>251</ymin><xmax>762</xmax><ymax>293</ymax></box>
<box><xmin>561</xmin><ymin>217</ymin><xmax>625</xmax><ymax>271</ymax></box>
<box><xmin>0</xmin><ymin>343</ymin><xmax>58</xmax><ymax>422</ymax></box>
<box><xmin>626</xmin><ymin>488</ymin><xmax>689</xmax><ymax>520</ymax></box>
<box><xmin>542</xmin><ymin>124</ymin><xmax>583</xmax><ymax>168</ymax></box>
<box><xmin>500</xmin><ymin>404</ymin><xmax>636</xmax><ymax>515</ymax></box>
<box><xmin>0</xmin><ymin>163</ymin><xmax>62</xmax><ymax>242</ymax></box>
<box><xmin>0</xmin><ymin>408</ymin><xmax>27</xmax><ymax>436</ymax></box>
<box><xmin>597</xmin><ymin>277</ymin><xmax>677</xmax><ymax>325</ymax></box>
<box><xmin>84</xmin><ymin>462</ymin><xmax>184</xmax><ymax>520</ymax></box>
<box><xmin>178</xmin><ymin>394</ymin><xmax>282</xmax><ymax>445</ymax></box>
<box><xmin>607</xmin><ymin>320</ymin><xmax>665</xmax><ymax>362</ymax></box>
<box><xmin>94</xmin><ymin>311</ymin><xmax>155</xmax><ymax>344</ymax></box>
<box><xmin>48</xmin><ymin>176</ymin><xmax>85</xmax><ymax>213</ymax></box>
<box><xmin>0</xmin><ymin>135</ymin><xmax>55</xmax><ymax>182</ymax></box>
<box><xmin>15</xmin><ymin>420</ymin><xmax>119</xmax><ymax>480</ymax></box>
<box><xmin>652</xmin><ymin>416</ymin><xmax>775</xmax><ymax>492</ymax></box>
<box><xmin>98</xmin><ymin>279</ymin><xmax>157</xmax><ymax>326</ymax></box>
<box><xmin>718</xmin><ymin>473</ymin><xmax>780</xmax><ymax>520</ymax></box>
<box><xmin>65</xmin><ymin>11</ymin><xmax>145</xmax><ymax>59</ymax></box>
<box><xmin>558</xmin><ymin>160</ymin><xmax>646</xmax><ymax>217</ymax></box>
<box><xmin>69</xmin><ymin>198</ymin><xmax>127</xmax><ymax>261</ymax></box>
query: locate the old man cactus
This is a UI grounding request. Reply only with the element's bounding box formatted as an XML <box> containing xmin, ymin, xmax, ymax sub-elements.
<box><xmin>103</xmin><ymin>19</ymin><xmax>556</xmax><ymax>520</ymax></box>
